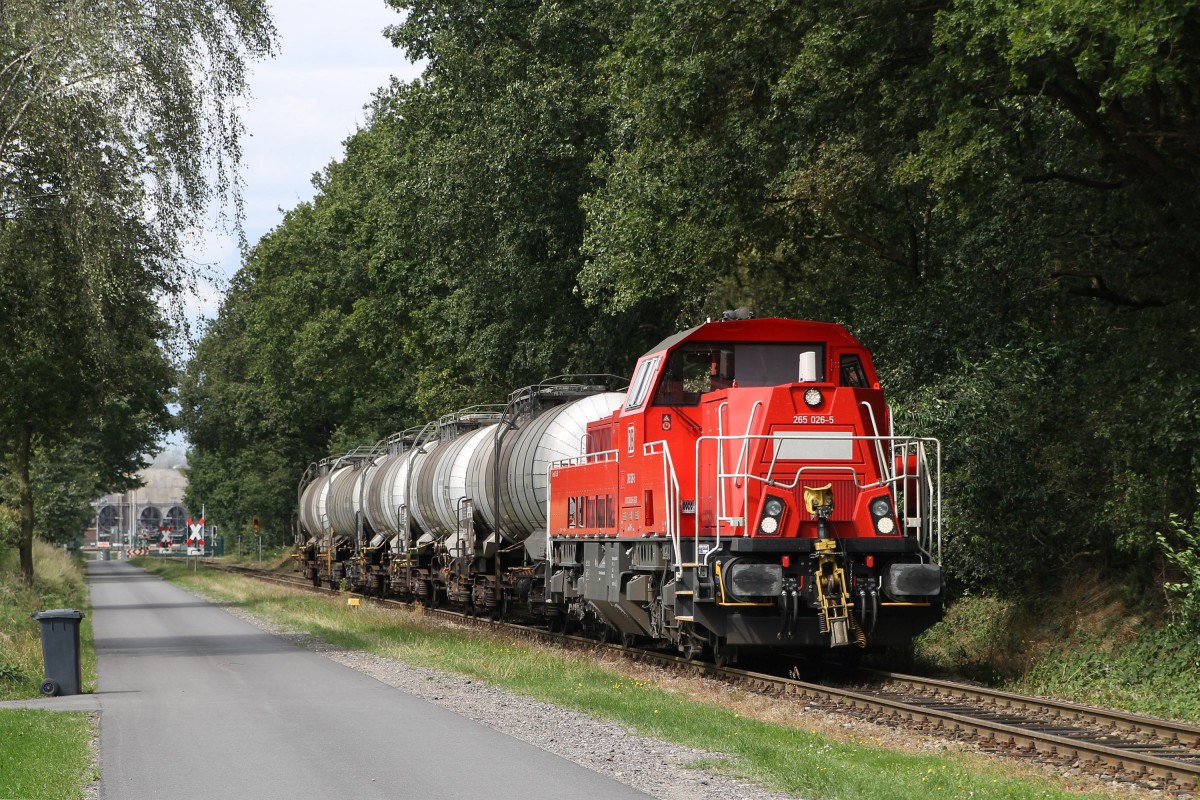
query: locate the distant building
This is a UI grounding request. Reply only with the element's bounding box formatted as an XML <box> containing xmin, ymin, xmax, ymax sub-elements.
<box><xmin>88</xmin><ymin>449</ymin><xmax>189</xmax><ymax>548</ymax></box>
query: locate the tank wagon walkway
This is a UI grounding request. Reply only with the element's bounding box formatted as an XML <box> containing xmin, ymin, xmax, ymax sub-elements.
<box><xmin>55</xmin><ymin>561</ymin><xmax>653</xmax><ymax>799</ymax></box>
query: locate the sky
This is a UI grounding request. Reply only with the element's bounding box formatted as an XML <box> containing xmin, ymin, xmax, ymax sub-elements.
<box><xmin>163</xmin><ymin>1</ymin><xmax>423</xmax><ymax>454</ymax></box>
<box><xmin>179</xmin><ymin>0</ymin><xmax>424</xmax><ymax>327</ymax></box>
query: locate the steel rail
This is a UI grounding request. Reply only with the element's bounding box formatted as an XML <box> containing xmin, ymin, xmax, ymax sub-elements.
<box><xmin>858</xmin><ymin>668</ymin><xmax>1200</xmax><ymax>748</ymax></box>
<box><xmin>207</xmin><ymin>563</ymin><xmax>1200</xmax><ymax>790</ymax></box>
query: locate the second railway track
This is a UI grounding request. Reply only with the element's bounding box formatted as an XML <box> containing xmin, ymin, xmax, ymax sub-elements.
<box><xmin>212</xmin><ymin>562</ymin><xmax>1200</xmax><ymax>793</ymax></box>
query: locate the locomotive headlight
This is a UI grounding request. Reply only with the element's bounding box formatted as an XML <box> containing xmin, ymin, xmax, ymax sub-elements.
<box><xmin>804</xmin><ymin>388</ymin><xmax>823</xmax><ymax>408</ymax></box>
<box><xmin>869</xmin><ymin>496</ymin><xmax>896</xmax><ymax>534</ymax></box>
<box><xmin>759</xmin><ymin>494</ymin><xmax>787</xmax><ymax>535</ymax></box>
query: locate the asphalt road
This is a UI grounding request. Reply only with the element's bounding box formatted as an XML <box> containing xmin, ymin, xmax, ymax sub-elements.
<box><xmin>81</xmin><ymin>560</ymin><xmax>650</xmax><ymax>800</ymax></box>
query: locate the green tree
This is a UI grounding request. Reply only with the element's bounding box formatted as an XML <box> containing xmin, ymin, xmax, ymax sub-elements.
<box><xmin>579</xmin><ymin>0</ymin><xmax>1200</xmax><ymax>590</ymax></box>
<box><xmin>0</xmin><ymin>0</ymin><xmax>275</xmax><ymax>584</ymax></box>
<box><xmin>183</xmin><ymin>0</ymin><xmax>1200</xmax><ymax>602</ymax></box>
<box><xmin>382</xmin><ymin>1</ymin><xmax>673</xmax><ymax>411</ymax></box>
<box><xmin>0</xmin><ymin>206</ymin><xmax>174</xmax><ymax>582</ymax></box>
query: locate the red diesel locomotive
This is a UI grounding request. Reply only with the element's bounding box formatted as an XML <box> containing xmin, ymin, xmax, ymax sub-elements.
<box><xmin>297</xmin><ymin>315</ymin><xmax>943</xmax><ymax>663</ymax></box>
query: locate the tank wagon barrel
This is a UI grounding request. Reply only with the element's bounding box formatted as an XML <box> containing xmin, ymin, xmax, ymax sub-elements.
<box><xmin>294</xmin><ymin>321</ymin><xmax>944</xmax><ymax>661</ymax></box>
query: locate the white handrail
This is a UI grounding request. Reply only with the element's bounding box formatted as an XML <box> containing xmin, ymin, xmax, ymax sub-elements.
<box><xmin>858</xmin><ymin>400</ymin><xmax>889</xmax><ymax>482</ymax></box>
<box><xmin>694</xmin><ymin>432</ymin><xmax>942</xmax><ymax>564</ymax></box>
<box><xmin>644</xmin><ymin>440</ymin><xmax>682</xmax><ymax>578</ymax></box>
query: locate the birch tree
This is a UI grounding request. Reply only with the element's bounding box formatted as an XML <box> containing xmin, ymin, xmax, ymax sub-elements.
<box><xmin>0</xmin><ymin>0</ymin><xmax>275</xmax><ymax>584</ymax></box>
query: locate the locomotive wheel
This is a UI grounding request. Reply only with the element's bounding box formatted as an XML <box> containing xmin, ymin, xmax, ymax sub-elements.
<box><xmin>679</xmin><ymin>625</ymin><xmax>707</xmax><ymax>661</ymax></box>
<box><xmin>711</xmin><ymin>638</ymin><xmax>738</xmax><ymax>668</ymax></box>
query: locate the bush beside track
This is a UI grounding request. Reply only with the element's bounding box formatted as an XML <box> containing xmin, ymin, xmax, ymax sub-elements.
<box><xmin>907</xmin><ymin>586</ymin><xmax>1200</xmax><ymax>724</ymax></box>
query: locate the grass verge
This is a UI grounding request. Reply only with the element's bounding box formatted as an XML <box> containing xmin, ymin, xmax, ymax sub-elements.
<box><xmin>0</xmin><ymin>710</ymin><xmax>97</xmax><ymax>800</ymax></box>
<box><xmin>143</xmin><ymin>559</ymin><xmax>1139</xmax><ymax>800</ymax></box>
<box><xmin>0</xmin><ymin>542</ymin><xmax>97</xmax><ymax>800</ymax></box>
<box><xmin>0</xmin><ymin>541</ymin><xmax>95</xmax><ymax>699</ymax></box>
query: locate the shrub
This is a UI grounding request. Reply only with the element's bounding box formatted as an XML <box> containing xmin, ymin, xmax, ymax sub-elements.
<box><xmin>1156</xmin><ymin>499</ymin><xmax>1200</xmax><ymax>636</ymax></box>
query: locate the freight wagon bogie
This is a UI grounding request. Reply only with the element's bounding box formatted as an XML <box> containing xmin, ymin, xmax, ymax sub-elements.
<box><xmin>294</xmin><ymin>317</ymin><xmax>945</xmax><ymax>663</ymax></box>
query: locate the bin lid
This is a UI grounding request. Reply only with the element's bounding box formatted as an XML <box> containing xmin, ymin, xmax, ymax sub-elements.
<box><xmin>30</xmin><ymin>608</ymin><xmax>85</xmax><ymax>620</ymax></box>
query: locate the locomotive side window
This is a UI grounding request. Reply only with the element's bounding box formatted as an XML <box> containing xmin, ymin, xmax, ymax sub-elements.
<box><xmin>840</xmin><ymin>354</ymin><xmax>869</xmax><ymax>387</ymax></box>
<box><xmin>654</xmin><ymin>345</ymin><xmax>734</xmax><ymax>406</ymax></box>
<box><xmin>625</xmin><ymin>355</ymin><xmax>661</xmax><ymax>411</ymax></box>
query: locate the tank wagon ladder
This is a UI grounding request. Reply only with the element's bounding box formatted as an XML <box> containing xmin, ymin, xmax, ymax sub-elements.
<box><xmin>324</xmin><ymin>446</ymin><xmax>376</xmax><ymax>589</ymax></box>
<box><xmin>398</xmin><ymin>420</ymin><xmax>438</xmax><ymax>557</ymax></box>
<box><xmin>390</xmin><ymin>424</ymin><xmax>430</xmax><ymax>558</ymax></box>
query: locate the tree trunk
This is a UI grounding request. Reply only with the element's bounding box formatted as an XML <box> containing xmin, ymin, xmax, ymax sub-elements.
<box><xmin>17</xmin><ymin>424</ymin><xmax>34</xmax><ymax>585</ymax></box>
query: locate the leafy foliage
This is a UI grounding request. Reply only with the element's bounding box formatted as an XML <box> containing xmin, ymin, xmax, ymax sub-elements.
<box><xmin>0</xmin><ymin>1</ymin><xmax>275</xmax><ymax>581</ymax></box>
<box><xmin>185</xmin><ymin>0</ymin><xmax>1200</xmax><ymax>605</ymax></box>
<box><xmin>1157</xmin><ymin>499</ymin><xmax>1200</xmax><ymax>635</ymax></box>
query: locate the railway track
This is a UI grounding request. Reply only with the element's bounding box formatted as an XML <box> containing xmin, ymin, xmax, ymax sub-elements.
<box><xmin>211</xmin><ymin>563</ymin><xmax>1200</xmax><ymax>792</ymax></box>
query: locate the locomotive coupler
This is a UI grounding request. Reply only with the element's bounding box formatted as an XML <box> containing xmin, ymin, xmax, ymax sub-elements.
<box><xmin>804</xmin><ymin>483</ymin><xmax>835</xmax><ymax>539</ymax></box>
<box><xmin>813</xmin><ymin>538</ymin><xmax>854</xmax><ymax>647</ymax></box>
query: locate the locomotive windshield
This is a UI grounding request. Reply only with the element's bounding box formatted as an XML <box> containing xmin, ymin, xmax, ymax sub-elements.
<box><xmin>653</xmin><ymin>342</ymin><xmax>826</xmax><ymax>406</ymax></box>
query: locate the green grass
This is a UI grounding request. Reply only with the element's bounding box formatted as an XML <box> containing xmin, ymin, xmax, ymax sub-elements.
<box><xmin>0</xmin><ymin>710</ymin><xmax>97</xmax><ymax>800</ymax></box>
<box><xmin>144</xmin><ymin>559</ymin><xmax>1136</xmax><ymax>800</ymax></box>
<box><xmin>1008</xmin><ymin>630</ymin><xmax>1200</xmax><ymax>721</ymax></box>
<box><xmin>0</xmin><ymin>543</ymin><xmax>98</xmax><ymax>799</ymax></box>
<box><xmin>0</xmin><ymin>541</ymin><xmax>95</xmax><ymax>700</ymax></box>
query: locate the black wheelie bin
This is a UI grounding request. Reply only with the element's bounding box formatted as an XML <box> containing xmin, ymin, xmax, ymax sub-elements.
<box><xmin>30</xmin><ymin>608</ymin><xmax>85</xmax><ymax>696</ymax></box>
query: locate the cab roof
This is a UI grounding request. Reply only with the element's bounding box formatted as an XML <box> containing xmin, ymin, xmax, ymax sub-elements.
<box><xmin>641</xmin><ymin>318</ymin><xmax>865</xmax><ymax>358</ymax></box>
